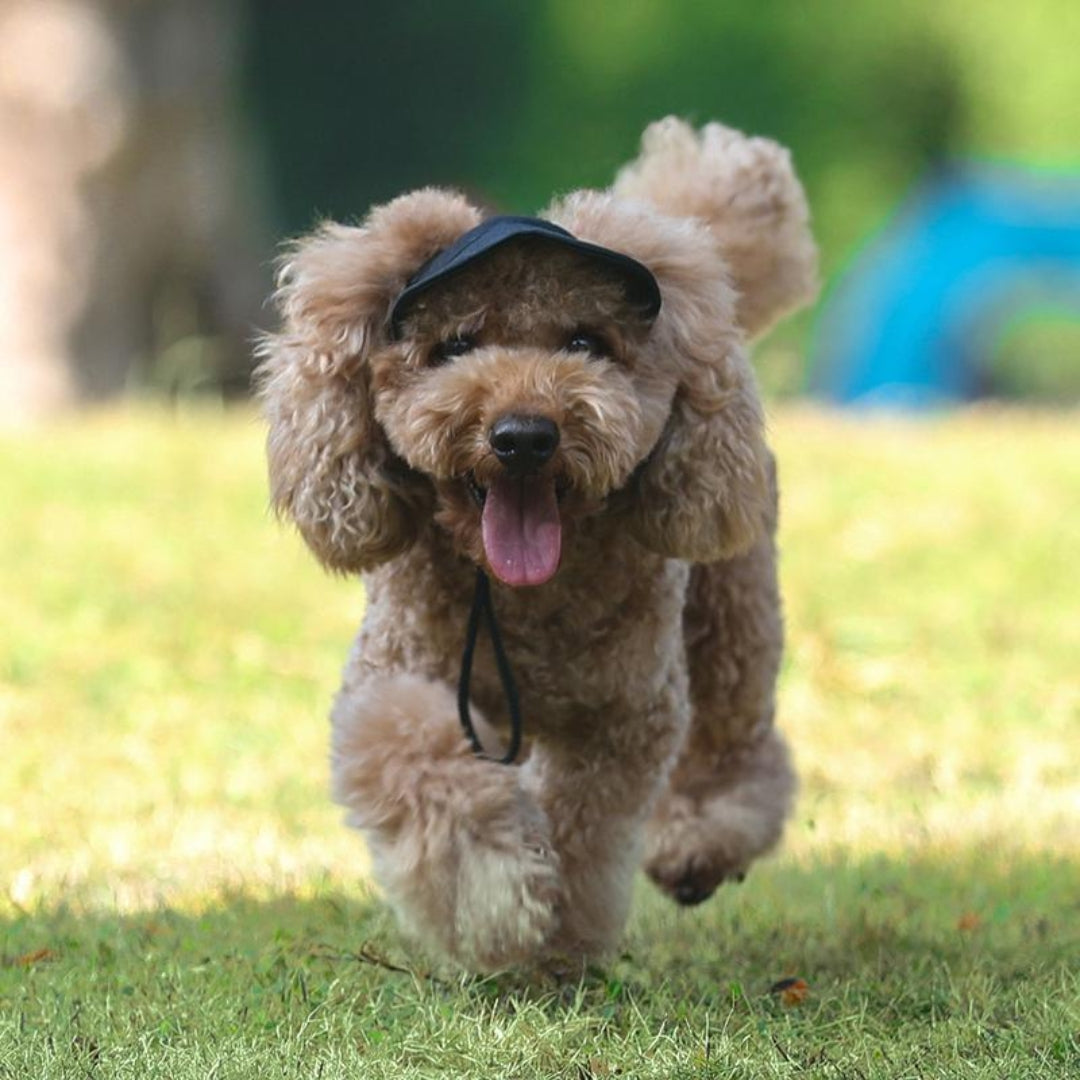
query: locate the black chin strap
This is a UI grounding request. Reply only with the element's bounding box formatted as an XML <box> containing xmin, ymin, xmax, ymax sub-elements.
<box><xmin>457</xmin><ymin>568</ymin><xmax>523</xmax><ymax>764</ymax></box>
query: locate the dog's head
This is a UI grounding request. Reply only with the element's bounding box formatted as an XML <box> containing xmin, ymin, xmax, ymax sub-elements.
<box><xmin>259</xmin><ymin>134</ymin><xmax>815</xmax><ymax>584</ymax></box>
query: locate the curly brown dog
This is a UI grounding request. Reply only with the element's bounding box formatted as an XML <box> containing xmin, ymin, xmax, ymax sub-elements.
<box><xmin>257</xmin><ymin>118</ymin><xmax>817</xmax><ymax>970</ymax></box>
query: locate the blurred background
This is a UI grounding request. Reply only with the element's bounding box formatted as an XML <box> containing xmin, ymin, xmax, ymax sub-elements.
<box><xmin>2</xmin><ymin>0</ymin><xmax>1080</xmax><ymax>422</ymax></box>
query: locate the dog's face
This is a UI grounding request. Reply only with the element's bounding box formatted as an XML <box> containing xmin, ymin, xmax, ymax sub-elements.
<box><xmin>259</xmin><ymin>187</ymin><xmax>777</xmax><ymax>580</ymax></box>
<box><xmin>369</xmin><ymin>244</ymin><xmax>674</xmax><ymax>586</ymax></box>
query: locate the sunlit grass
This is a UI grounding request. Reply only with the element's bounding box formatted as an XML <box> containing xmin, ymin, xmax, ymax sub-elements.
<box><xmin>1</xmin><ymin>405</ymin><xmax>1077</xmax><ymax>1078</ymax></box>
<box><xmin>0</xmin><ymin>408</ymin><xmax>366</xmax><ymax>911</ymax></box>
<box><xmin>776</xmin><ymin>408</ymin><xmax>1080</xmax><ymax>859</ymax></box>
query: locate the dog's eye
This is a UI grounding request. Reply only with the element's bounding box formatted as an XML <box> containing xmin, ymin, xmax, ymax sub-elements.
<box><xmin>566</xmin><ymin>330</ymin><xmax>611</xmax><ymax>359</ymax></box>
<box><xmin>429</xmin><ymin>335</ymin><xmax>476</xmax><ymax>366</ymax></box>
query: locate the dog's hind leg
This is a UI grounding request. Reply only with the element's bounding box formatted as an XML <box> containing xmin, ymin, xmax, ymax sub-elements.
<box><xmin>644</xmin><ymin>503</ymin><xmax>796</xmax><ymax>906</ymax></box>
<box><xmin>330</xmin><ymin>673</ymin><xmax>561</xmax><ymax>970</ymax></box>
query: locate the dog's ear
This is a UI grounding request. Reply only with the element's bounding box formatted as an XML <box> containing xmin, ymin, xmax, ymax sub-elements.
<box><xmin>548</xmin><ymin>191</ymin><xmax>771</xmax><ymax>563</ymax></box>
<box><xmin>627</xmin><ymin>252</ymin><xmax>772</xmax><ymax>562</ymax></box>
<box><xmin>613</xmin><ymin>117</ymin><xmax>818</xmax><ymax>340</ymax></box>
<box><xmin>257</xmin><ymin>189</ymin><xmax>481</xmax><ymax>572</ymax></box>
<box><xmin>596</xmin><ymin>117</ymin><xmax>817</xmax><ymax>559</ymax></box>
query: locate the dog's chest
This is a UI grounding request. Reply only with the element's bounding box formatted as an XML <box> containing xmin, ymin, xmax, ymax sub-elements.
<box><xmin>358</xmin><ymin>546</ymin><xmax>690</xmax><ymax>735</ymax></box>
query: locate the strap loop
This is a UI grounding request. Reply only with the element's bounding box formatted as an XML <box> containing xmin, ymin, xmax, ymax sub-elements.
<box><xmin>457</xmin><ymin>568</ymin><xmax>523</xmax><ymax>765</ymax></box>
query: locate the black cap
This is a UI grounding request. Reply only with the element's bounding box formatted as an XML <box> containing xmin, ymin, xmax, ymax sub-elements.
<box><xmin>389</xmin><ymin>215</ymin><xmax>662</xmax><ymax>335</ymax></box>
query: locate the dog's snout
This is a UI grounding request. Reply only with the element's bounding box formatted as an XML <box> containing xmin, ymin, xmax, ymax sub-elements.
<box><xmin>489</xmin><ymin>414</ymin><xmax>560</xmax><ymax>475</ymax></box>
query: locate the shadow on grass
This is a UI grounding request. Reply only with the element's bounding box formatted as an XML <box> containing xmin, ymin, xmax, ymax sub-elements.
<box><xmin>2</xmin><ymin>852</ymin><xmax>1077</xmax><ymax>1076</ymax></box>
<box><xmin>5</xmin><ymin>850</ymin><xmax>1077</xmax><ymax>991</ymax></box>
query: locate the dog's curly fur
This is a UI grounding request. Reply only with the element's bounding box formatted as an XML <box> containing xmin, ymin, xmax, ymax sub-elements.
<box><xmin>258</xmin><ymin>117</ymin><xmax>818</xmax><ymax>970</ymax></box>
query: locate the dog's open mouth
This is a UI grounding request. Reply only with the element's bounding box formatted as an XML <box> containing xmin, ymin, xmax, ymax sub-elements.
<box><xmin>467</xmin><ymin>472</ymin><xmax>566</xmax><ymax>588</ymax></box>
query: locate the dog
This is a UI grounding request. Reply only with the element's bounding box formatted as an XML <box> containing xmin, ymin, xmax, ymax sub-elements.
<box><xmin>257</xmin><ymin>118</ymin><xmax>817</xmax><ymax>970</ymax></box>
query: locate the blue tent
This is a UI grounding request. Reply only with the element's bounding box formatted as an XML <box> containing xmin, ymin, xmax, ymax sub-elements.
<box><xmin>810</xmin><ymin>165</ymin><xmax>1080</xmax><ymax>406</ymax></box>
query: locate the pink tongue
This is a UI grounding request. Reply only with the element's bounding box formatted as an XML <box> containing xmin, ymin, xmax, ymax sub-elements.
<box><xmin>481</xmin><ymin>474</ymin><xmax>562</xmax><ymax>587</ymax></box>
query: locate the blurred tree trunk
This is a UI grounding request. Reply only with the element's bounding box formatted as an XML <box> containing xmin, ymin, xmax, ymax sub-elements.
<box><xmin>0</xmin><ymin>0</ymin><xmax>268</xmax><ymax>425</ymax></box>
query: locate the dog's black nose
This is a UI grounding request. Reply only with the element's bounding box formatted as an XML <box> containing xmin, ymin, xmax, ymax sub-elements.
<box><xmin>489</xmin><ymin>414</ymin><xmax>560</xmax><ymax>475</ymax></box>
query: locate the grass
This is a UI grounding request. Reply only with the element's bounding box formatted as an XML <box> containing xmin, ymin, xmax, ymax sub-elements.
<box><xmin>1</xmin><ymin>404</ymin><xmax>1077</xmax><ymax>1078</ymax></box>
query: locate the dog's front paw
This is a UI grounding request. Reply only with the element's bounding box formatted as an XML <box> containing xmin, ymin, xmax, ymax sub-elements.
<box><xmin>331</xmin><ymin>674</ymin><xmax>561</xmax><ymax>968</ymax></box>
<box><xmin>369</xmin><ymin>779</ymin><xmax>561</xmax><ymax>970</ymax></box>
<box><xmin>446</xmin><ymin>796</ymin><xmax>561</xmax><ymax>969</ymax></box>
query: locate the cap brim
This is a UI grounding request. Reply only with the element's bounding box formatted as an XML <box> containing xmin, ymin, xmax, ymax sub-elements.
<box><xmin>389</xmin><ymin>215</ymin><xmax>661</xmax><ymax>334</ymax></box>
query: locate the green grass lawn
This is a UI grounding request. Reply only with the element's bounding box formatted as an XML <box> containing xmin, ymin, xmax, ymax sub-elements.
<box><xmin>1</xmin><ymin>405</ymin><xmax>1077</xmax><ymax>1079</ymax></box>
